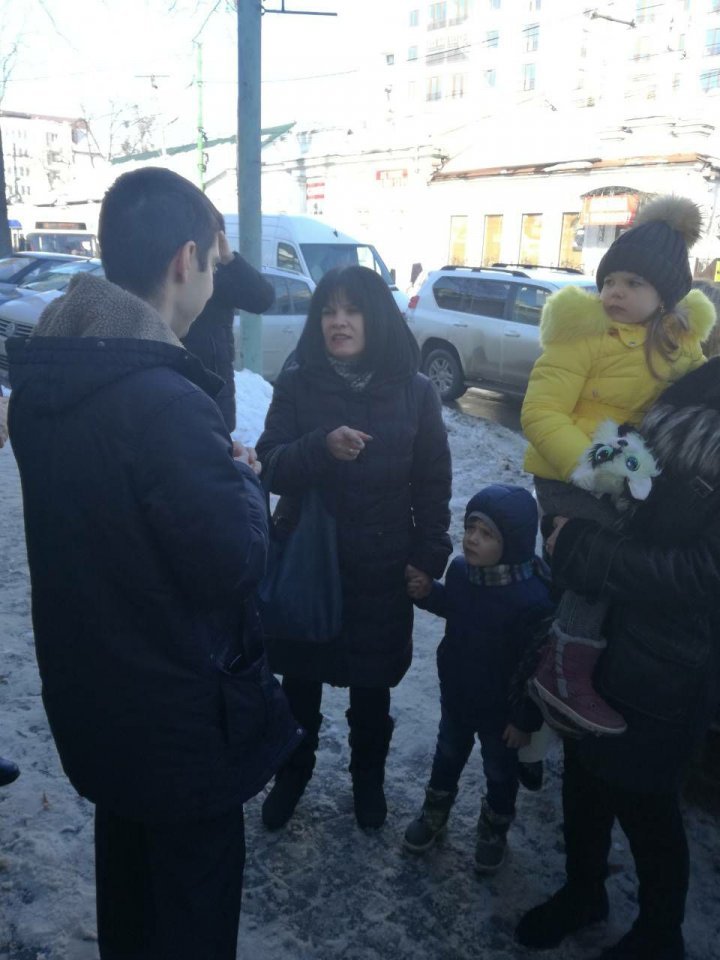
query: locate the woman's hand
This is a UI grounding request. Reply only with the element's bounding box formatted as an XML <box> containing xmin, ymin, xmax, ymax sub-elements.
<box><xmin>326</xmin><ymin>426</ymin><xmax>372</xmax><ymax>461</ymax></box>
<box><xmin>545</xmin><ymin>516</ymin><xmax>569</xmax><ymax>556</ymax></box>
<box><xmin>502</xmin><ymin>724</ymin><xmax>531</xmax><ymax>750</ymax></box>
<box><xmin>405</xmin><ymin>564</ymin><xmax>432</xmax><ymax>600</ymax></box>
<box><xmin>232</xmin><ymin>440</ymin><xmax>262</xmax><ymax>475</ymax></box>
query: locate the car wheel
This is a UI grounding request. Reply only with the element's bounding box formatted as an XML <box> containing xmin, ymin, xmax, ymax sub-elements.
<box><xmin>423</xmin><ymin>347</ymin><xmax>467</xmax><ymax>402</ymax></box>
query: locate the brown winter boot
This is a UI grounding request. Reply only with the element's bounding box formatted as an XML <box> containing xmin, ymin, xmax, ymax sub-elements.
<box><xmin>531</xmin><ymin>623</ymin><xmax>626</xmax><ymax>736</ymax></box>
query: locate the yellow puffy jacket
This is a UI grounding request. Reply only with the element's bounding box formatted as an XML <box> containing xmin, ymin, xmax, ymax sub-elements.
<box><xmin>522</xmin><ymin>285</ymin><xmax>716</xmax><ymax>482</ymax></box>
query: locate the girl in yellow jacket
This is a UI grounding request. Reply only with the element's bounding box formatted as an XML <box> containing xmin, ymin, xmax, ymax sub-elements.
<box><xmin>522</xmin><ymin>196</ymin><xmax>716</xmax><ymax>736</ymax></box>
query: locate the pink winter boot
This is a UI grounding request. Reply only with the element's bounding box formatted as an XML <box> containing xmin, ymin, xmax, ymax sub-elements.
<box><xmin>530</xmin><ymin>624</ymin><xmax>627</xmax><ymax>736</ymax></box>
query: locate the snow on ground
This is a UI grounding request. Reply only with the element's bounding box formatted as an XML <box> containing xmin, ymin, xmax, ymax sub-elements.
<box><xmin>1</xmin><ymin>375</ymin><xmax>718</xmax><ymax>960</ymax></box>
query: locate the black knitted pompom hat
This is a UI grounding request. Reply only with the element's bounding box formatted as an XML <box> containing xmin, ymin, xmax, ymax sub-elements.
<box><xmin>596</xmin><ymin>195</ymin><xmax>702</xmax><ymax>310</ymax></box>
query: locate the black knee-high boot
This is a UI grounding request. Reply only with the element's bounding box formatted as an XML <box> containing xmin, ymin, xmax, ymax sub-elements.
<box><xmin>262</xmin><ymin>679</ymin><xmax>323</xmax><ymax>830</ymax></box>
<box><xmin>346</xmin><ymin>708</ymin><xmax>394</xmax><ymax>829</ymax></box>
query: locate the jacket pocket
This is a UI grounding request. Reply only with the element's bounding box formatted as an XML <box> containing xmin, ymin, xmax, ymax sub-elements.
<box><xmin>217</xmin><ymin>655</ymin><xmax>271</xmax><ymax>748</ymax></box>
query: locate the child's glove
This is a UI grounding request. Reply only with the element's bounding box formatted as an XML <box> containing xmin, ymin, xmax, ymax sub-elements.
<box><xmin>570</xmin><ymin>420</ymin><xmax>660</xmax><ymax>504</ymax></box>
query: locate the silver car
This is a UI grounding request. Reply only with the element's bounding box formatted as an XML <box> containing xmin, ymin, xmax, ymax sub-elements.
<box><xmin>0</xmin><ymin>258</ymin><xmax>105</xmax><ymax>387</ymax></box>
<box><xmin>406</xmin><ymin>264</ymin><xmax>596</xmax><ymax>401</ymax></box>
<box><xmin>235</xmin><ymin>267</ymin><xmax>314</xmax><ymax>382</ymax></box>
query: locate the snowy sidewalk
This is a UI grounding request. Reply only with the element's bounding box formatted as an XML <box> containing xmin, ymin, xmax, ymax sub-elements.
<box><xmin>1</xmin><ymin>403</ymin><xmax>718</xmax><ymax>960</ymax></box>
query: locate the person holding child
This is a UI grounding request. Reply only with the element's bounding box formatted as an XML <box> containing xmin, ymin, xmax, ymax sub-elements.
<box><xmin>256</xmin><ymin>265</ymin><xmax>452</xmax><ymax>831</ymax></box>
<box><xmin>404</xmin><ymin>484</ymin><xmax>554</xmax><ymax>872</ymax></box>
<box><xmin>517</xmin><ymin>355</ymin><xmax>720</xmax><ymax>960</ymax></box>
<box><xmin>521</xmin><ymin>196</ymin><xmax>715</xmax><ymax>735</ymax></box>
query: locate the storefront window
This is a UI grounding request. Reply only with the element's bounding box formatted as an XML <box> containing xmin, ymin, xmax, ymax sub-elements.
<box><xmin>519</xmin><ymin>213</ymin><xmax>542</xmax><ymax>264</ymax></box>
<box><xmin>482</xmin><ymin>214</ymin><xmax>503</xmax><ymax>265</ymax></box>
<box><xmin>448</xmin><ymin>215</ymin><xmax>468</xmax><ymax>265</ymax></box>
<box><xmin>559</xmin><ymin>212</ymin><xmax>582</xmax><ymax>269</ymax></box>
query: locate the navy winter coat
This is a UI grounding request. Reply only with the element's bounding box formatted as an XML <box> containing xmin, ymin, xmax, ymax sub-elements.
<box><xmin>418</xmin><ymin>557</ymin><xmax>553</xmax><ymax>732</ymax></box>
<box><xmin>7</xmin><ymin>275</ymin><xmax>300</xmax><ymax>824</ymax></box>
<box><xmin>256</xmin><ymin>363</ymin><xmax>452</xmax><ymax>688</ymax></box>
<box><xmin>552</xmin><ymin>358</ymin><xmax>720</xmax><ymax>792</ymax></box>
<box><xmin>182</xmin><ymin>253</ymin><xmax>274</xmax><ymax>431</ymax></box>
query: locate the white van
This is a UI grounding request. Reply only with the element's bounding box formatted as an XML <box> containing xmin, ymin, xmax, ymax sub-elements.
<box><xmin>223</xmin><ymin>213</ymin><xmax>409</xmax><ymax>314</ymax></box>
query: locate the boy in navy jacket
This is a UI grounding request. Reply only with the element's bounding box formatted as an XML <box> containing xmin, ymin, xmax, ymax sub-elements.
<box><xmin>404</xmin><ymin>484</ymin><xmax>554</xmax><ymax>872</ymax></box>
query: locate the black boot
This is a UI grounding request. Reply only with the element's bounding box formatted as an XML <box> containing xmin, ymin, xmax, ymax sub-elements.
<box><xmin>0</xmin><ymin>757</ymin><xmax>19</xmax><ymax>787</ymax></box>
<box><xmin>347</xmin><ymin>709</ymin><xmax>394</xmax><ymax>829</ymax></box>
<box><xmin>515</xmin><ymin>882</ymin><xmax>609</xmax><ymax>949</ymax></box>
<box><xmin>261</xmin><ymin>713</ymin><xmax>322</xmax><ymax>830</ymax></box>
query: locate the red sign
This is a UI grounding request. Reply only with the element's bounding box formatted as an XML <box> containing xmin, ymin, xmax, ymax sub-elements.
<box><xmin>375</xmin><ymin>168</ymin><xmax>408</xmax><ymax>185</ymax></box>
<box><xmin>306</xmin><ymin>180</ymin><xmax>325</xmax><ymax>200</ymax></box>
<box><xmin>581</xmin><ymin>194</ymin><xmax>639</xmax><ymax>226</ymax></box>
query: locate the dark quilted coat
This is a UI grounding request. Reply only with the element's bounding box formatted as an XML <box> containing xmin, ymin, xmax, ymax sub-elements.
<box><xmin>7</xmin><ymin>276</ymin><xmax>301</xmax><ymax>824</ymax></box>
<box><xmin>256</xmin><ymin>363</ymin><xmax>452</xmax><ymax>688</ymax></box>
<box><xmin>182</xmin><ymin>253</ymin><xmax>274</xmax><ymax>431</ymax></box>
<box><xmin>551</xmin><ymin>358</ymin><xmax>720</xmax><ymax>792</ymax></box>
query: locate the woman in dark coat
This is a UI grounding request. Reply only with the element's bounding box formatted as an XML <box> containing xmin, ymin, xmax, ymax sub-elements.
<box><xmin>516</xmin><ymin>357</ymin><xmax>720</xmax><ymax>960</ymax></box>
<box><xmin>256</xmin><ymin>266</ymin><xmax>452</xmax><ymax>830</ymax></box>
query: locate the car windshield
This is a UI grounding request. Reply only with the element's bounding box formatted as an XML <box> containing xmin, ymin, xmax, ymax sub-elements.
<box><xmin>24</xmin><ymin>260</ymin><xmax>102</xmax><ymax>292</ymax></box>
<box><xmin>0</xmin><ymin>257</ymin><xmax>31</xmax><ymax>282</ymax></box>
<box><xmin>299</xmin><ymin>243</ymin><xmax>392</xmax><ymax>284</ymax></box>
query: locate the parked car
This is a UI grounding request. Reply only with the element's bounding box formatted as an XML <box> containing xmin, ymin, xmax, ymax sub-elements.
<box><xmin>0</xmin><ymin>263</ymin><xmax>313</xmax><ymax>390</ymax></box>
<box><xmin>0</xmin><ymin>259</ymin><xmax>104</xmax><ymax>387</ymax></box>
<box><xmin>0</xmin><ymin>252</ymin><xmax>96</xmax><ymax>300</ymax></box>
<box><xmin>234</xmin><ymin>267</ymin><xmax>314</xmax><ymax>383</ymax></box>
<box><xmin>406</xmin><ymin>264</ymin><xmax>597</xmax><ymax>401</ymax></box>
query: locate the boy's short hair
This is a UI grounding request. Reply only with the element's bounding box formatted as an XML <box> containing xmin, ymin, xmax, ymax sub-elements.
<box><xmin>98</xmin><ymin>167</ymin><xmax>220</xmax><ymax>299</ymax></box>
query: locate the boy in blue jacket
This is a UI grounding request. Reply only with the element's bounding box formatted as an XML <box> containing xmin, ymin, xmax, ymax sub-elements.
<box><xmin>404</xmin><ymin>484</ymin><xmax>554</xmax><ymax>872</ymax></box>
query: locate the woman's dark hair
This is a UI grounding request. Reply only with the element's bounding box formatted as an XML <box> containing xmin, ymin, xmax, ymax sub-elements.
<box><xmin>99</xmin><ymin>167</ymin><xmax>220</xmax><ymax>299</ymax></box>
<box><xmin>295</xmin><ymin>266</ymin><xmax>419</xmax><ymax>380</ymax></box>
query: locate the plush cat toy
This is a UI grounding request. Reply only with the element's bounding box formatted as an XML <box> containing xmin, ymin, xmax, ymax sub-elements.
<box><xmin>571</xmin><ymin>420</ymin><xmax>660</xmax><ymax>506</ymax></box>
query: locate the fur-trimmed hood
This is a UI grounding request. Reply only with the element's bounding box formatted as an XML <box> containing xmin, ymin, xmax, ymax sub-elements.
<box><xmin>539</xmin><ymin>284</ymin><xmax>716</xmax><ymax>349</ymax></box>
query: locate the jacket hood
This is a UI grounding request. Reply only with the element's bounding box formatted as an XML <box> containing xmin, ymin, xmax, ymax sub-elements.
<box><xmin>464</xmin><ymin>484</ymin><xmax>539</xmax><ymax>565</ymax></box>
<box><xmin>539</xmin><ymin>285</ymin><xmax>716</xmax><ymax>348</ymax></box>
<box><xmin>7</xmin><ymin>274</ymin><xmax>221</xmax><ymax>415</ymax></box>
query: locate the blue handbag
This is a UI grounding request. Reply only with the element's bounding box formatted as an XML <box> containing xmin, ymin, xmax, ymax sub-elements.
<box><xmin>257</xmin><ymin>465</ymin><xmax>343</xmax><ymax>644</ymax></box>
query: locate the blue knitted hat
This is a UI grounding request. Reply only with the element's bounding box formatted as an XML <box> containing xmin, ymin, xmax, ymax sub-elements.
<box><xmin>464</xmin><ymin>484</ymin><xmax>539</xmax><ymax>565</ymax></box>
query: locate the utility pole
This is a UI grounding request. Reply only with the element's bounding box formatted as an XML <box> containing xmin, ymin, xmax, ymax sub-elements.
<box><xmin>195</xmin><ymin>43</ymin><xmax>206</xmax><ymax>190</ymax></box>
<box><xmin>236</xmin><ymin>0</ymin><xmax>336</xmax><ymax>374</ymax></box>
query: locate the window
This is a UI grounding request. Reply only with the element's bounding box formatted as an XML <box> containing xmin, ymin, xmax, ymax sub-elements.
<box><xmin>448</xmin><ymin>215</ymin><xmax>468</xmax><ymax>264</ymax></box>
<box><xmin>672</xmin><ymin>72</ymin><xmax>681</xmax><ymax>91</ymax></box>
<box><xmin>634</xmin><ymin>35</ymin><xmax>651</xmax><ymax>60</ymax></box>
<box><xmin>408</xmin><ymin>45</ymin><xmax>418</xmax><ymax>61</ymax></box>
<box><xmin>712</xmin><ymin>0</ymin><xmax>720</xmax><ymax>12</ymax></box>
<box><xmin>408</xmin><ymin>80</ymin><xmax>418</xmax><ymax>99</ymax></box>
<box><xmin>451</xmin><ymin>73</ymin><xmax>466</xmax><ymax>97</ymax></box>
<box><xmin>636</xmin><ymin>0</ymin><xmax>654</xmax><ymax>23</ymax></box>
<box><xmin>486</xmin><ymin>30</ymin><xmax>499</xmax><ymax>48</ymax></box>
<box><xmin>523</xmin><ymin>24</ymin><xmax>539</xmax><ymax>53</ymax></box>
<box><xmin>701</xmin><ymin>68</ymin><xmax>720</xmax><ymax>90</ymax></box>
<box><xmin>433</xmin><ymin>277</ymin><xmax>510</xmax><ymax>318</ymax></box>
<box><xmin>529</xmin><ymin>0</ymin><xmax>541</xmax><ymax>9</ymax></box>
<box><xmin>482</xmin><ymin>214</ymin><xmax>503</xmax><ymax>265</ymax></box>
<box><xmin>706</xmin><ymin>28</ymin><xmax>720</xmax><ymax>57</ymax></box>
<box><xmin>266</xmin><ymin>277</ymin><xmax>291</xmax><ymax>315</ymax></box>
<box><xmin>427</xmin><ymin>76</ymin><xmax>442</xmax><ymax>99</ymax></box>
<box><xmin>450</xmin><ymin>0</ymin><xmax>468</xmax><ymax>24</ymax></box>
<box><xmin>385</xmin><ymin>53</ymin><xmax>395</xmax><ymax>65</ymax></box>
<box><xmin>559</xmin><ymin>212</ymin><xmax>582</xmax><ymax>270</ymax></box>
<box><xmin>276</xmin><ymin>242</ymin><xmax>302</xmax><ymax>274</ymax></box>
<box><xmin>429</xmin><ymin>2</ymin><xmax>447</xmax><ymax>29</ymax></box>
<box><xmin>519</xmin><ymin>213</ymin><xmax>542</xmax><ymax>264</ymax></box>
<box><xmin>489</xmin><ymin>0</ymin><xmax>501</xmax><ymax>8</ymax></box>
<box><xmin>522</xmin><ymin>62</ymin><xmax>536</xmax><ymax>91</ymax></box>
<box><xmin>409</xmin><ymin>8</ymin><xmax>420</xmax><ymax>26</ymax></box>
<box><xmin>484</xmin><ymin>68</ymin><xmax>497</xmax><ymax>87</ymax></box>
<box><xmin>510</xmin><ymin>285</ymin><xmax>549</xmax><ymax>325</ymax></box>
<box><xmin>287</xmin><ymin>278</ymin><xmax>312</xmax><ymax>315</ymax></box>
